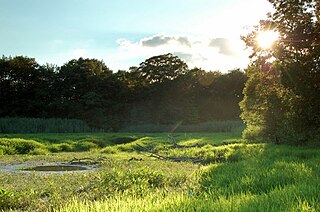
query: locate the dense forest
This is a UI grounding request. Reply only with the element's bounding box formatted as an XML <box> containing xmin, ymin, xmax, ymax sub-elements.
<box><xmin>0</xmin><ymin>53</ymin><xmax>246</xmax><ymax>131</ymax></box>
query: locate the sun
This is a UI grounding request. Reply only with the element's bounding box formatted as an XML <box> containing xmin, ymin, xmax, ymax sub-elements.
<box><xmin>256</xmin><ymin>30</ymin><xmax>279</xmax><ymax>49</ymax></box>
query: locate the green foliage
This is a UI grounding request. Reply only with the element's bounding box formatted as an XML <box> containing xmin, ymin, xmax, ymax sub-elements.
<box><xmin>0</xmin><ymin>133</ymin><xmax>117</xmax><ymax>154</ymax></box>
<box><xmin>1</xmin><ymin>54</ymin><xmax>246</xmax><ymax>131</ymax></box>
<box><xmin>0</xmin><ymin>138</ymin><xmax>46</xmax><ymax>154</ymax></box>
<box><xmin>0</xmin><ymin>117</ymin><xmax>94</xmax><ymax>133</ymax></box>
<box><xmin>1</xmin><ymin>133</ymin><xmax>320</xmax><ymax>211</ymax></box>
<box><xmin>101</xmin><ymin>146</ymin><xmax>119</xmax><ymax>154</ymax></box>
<box><xmin>29</xmin><ymin>147</ymin><xmax>50</xmax><ymax>155</ymax></box>
<box><xmin>56</xmin><ymin>142</ymin><xmax>320</xmax><ymax>212</ymax></box>
<box><xmin>110</xmin><ymin>136</ymin><xmax>138</xmax><ymax>144</ymax></box>
<box><xmin>0</xmin><ymin>188</ymin><xmax>16</xmax><ymax>210</ymax></box>
<box><xmin>122</xmin><ymin>120</ymin><xmax>245</xmax><ymax>133</ymax></box>
<box><xmin>74</xmin><ymin>141</ymin><xmax>99</xmax><ymax>151</ymax></box>
<box><xmin>0</xmin><ymin>145</ymin><xmax>17</xmax><ymax>155</ymax></box>
<box><xmin>241</xmin><ymin>0</ymin><xmax>320</xmax><ymax>144</ymax></box>
<box><xmin>48</xmin><ymin>143</ymin><xmax>73</xmax><ymax>152</ymax></box>
<box><xmin>96</xmin><ymin>166</ymin><xmax>165</xmax><ymax>197</ymax></box>
<box><xmin>136</xmin><ymin>53</ymin><xmax>188</xmax><ymax>84</ymax></box>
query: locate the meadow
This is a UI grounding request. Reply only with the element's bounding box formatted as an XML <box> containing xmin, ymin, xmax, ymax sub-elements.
<box><xmin>0</xmin><ymin>130</ymin><xmax>319</xmax><ymax>211</ymax></box>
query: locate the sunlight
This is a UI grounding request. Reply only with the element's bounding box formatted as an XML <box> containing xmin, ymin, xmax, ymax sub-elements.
<box><xmin>256</xmin><ymin>30</ymin><xmax>279</xmax><ymax>49</ymax></box>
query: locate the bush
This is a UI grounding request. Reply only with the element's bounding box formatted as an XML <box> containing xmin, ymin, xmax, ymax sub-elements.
<box><xmin>0</xmin><ymin>138</ymin><xmax>45</xmax><ymax>154</ymax></box>
<box><xmin>110</xmin><ymin>137</ymin><xmax>138</xmax><ymax>144</ymax></box>
<box><xmin>101</xmin><ymin>146</ymin><xmax>119</xmax><ymax>154</ymax></box>
<box><xmin>78</xmin><ymin>138</ymin><xmax>108</xmax><ymax>148</ymax></box>
<box><xmin>242</xmin><ymin>125</ymin><xmax>262</xmax><ymax>140</ymax></box>
<box><xmin>48</xmin><ymin>143</ymin><xmax>73</xmax><ymax>152</ymax></box>
<box><xmin>0</xmin><ymin>145</ymin><xmax>17</xmax><ymax>155</ymax></box>
<box><xmin>74</xmin><ymin>141</ymin><xmax>99</xmax><ymax>151</ymax></box>
<box><xmin>29</xmin><ymin>147</ymin><xmax>50</xmax><ymax>155</ymax></box>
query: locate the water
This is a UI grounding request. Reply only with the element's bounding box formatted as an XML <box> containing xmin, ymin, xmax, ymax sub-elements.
<box><xmin>22</xmin><ymin>165</ymin><xmax>88</xmax><ymax>171</ymax></box>
<box><xmin>0</xmin><ymin>163</ymin><xmax>93</xmax><ymax>173</ymax></box>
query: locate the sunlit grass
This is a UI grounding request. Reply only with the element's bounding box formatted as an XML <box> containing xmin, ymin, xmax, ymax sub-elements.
<box><xmin>57</xmin><ymin>143</ymin><xmax>320</xmax><ymax>212</ymax></box>
<box><xmin>0</xmin><ymin>132</ymin><xmax>319</xmax><ymax>211</ymax></box>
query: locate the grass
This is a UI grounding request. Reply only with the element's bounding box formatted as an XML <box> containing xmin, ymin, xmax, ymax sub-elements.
<box><xmin>57</xmin><ymin>144</ymin><xmax>320</xmax><ymax>212</ymax></box>
<box><xmin>0</xmin><ymin>131</ymin><xmax>319</xmax><ymax>211</ymax></box>
<box><xmin>121</xmin><ymin>120</ymin><xmax>245</xmax><ymax>133</ymax></box>
<box><xmin>0</xmin><ymin>118</ymin><xmax>96</xmax><ymax>133</ymax></box>
<box><xmin>0</xmin><ymin>118</ymin><xmax>245</xmax><ymax>134</ymax></box>
<box><xmin>0</xmin><ymin>132</ymin><xmax>244</xmax><ymax>156</ymax></box>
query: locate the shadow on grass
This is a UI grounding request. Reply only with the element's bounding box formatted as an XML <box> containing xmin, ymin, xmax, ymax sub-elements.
<box><xmin>156</xmin><ymin>143</ymin><xmax>320</xmax><ymax>211</ymax></box>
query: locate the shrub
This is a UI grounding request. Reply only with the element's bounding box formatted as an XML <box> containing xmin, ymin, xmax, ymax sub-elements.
<box><xmin>101</xmin><ymin>146</ymin><xmax>119</xmax><ymax>154</ymax></box>
<box><xmin>48</xmin><ymin>143</ymin><xmax>73</xmax><ymax>152</ymax></box>
<box><xmin>29</xmin><ymin>147</ymin><xmax>50</xmax><ymax>155</ymax></box>
<box><xmin>58</xmin><ymin>143</ymin><xmax>74</xmax><ymax>152</ymax></box>
<box><xmin>0</xmin><ymin>145</ymin><xmax>17</xmax><ymax>155</ymax></box>
<box><xmin>74</xmin><ymin>141</ymin><xmax>99</xmax><ymax>151</ymax></box>
<box><xmin>110</xmin><ymin>137</ymin><xmax>138</xmax><ymax>145</ymax></box>
<box><xmin>0</xmin><ymin>138</ymin><xmax>45</xmax><ymax>154</ymax></box>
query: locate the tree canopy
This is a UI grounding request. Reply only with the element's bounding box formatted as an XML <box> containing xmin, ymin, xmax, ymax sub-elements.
<box><xmin>0</xmin><ymin>54</ymin><xmax>246</xmax><ymax>131</ymax></box>
<box><xmin>137</xmin><ymin>53</ymin><xmax>188</xmax><ymax>84</ymax></box>
<box><xmin>240</xmin><ymin>0</ymin><xmax>320</xmax><ymax>144</ymax></box>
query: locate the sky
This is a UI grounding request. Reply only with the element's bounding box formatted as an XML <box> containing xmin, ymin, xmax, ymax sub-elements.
<box><xmin>0</xmin><ymin>0</ymin><xmax>273</xmax><ymax>72</ymax></box>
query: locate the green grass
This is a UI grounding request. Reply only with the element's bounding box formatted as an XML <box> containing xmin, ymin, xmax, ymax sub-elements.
<box><xmin>57</xmin><ymin>144</ymin><xmax>320</xmax><ymax>212</ymax></box>
<box><xmin>0</xmin><ymin>132</ymin><xmax>319</xmax><ymax>211</ymax></box>
<box><xmin>0</xmin><ymin>132</ymin><xmax>243</xmax><ymax>156</ymax></box>
<box><xmin>0</xmin><ymin>118</ymin><xmax>245</xmax><ymax>134</ymax></box>
<box><xmin>121</xmin><ymin>120</ymin><xmax>245</xmax><ymax>133</ymax></box>
<box><xmin>0</xmin><ymin>117</ymin><xmax>96</xmax><ymax>133</ymax></box>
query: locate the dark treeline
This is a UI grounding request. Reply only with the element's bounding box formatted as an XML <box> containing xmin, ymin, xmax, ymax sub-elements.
<box><xmin>0</xmin><ymin>53</ymin><xmax>246</xmax><ymax>131</ymax></box>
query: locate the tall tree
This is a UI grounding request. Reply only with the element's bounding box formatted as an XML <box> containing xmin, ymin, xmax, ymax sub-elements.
<box><xmin>240</xmin><ymin>0</ymin><xmax>320</xmax><ymax>144</ymax></box>
<box><xmin>0</xmin><ymin>56</ymin><xmax>46</xmax><ymax>117</ymax></box>
<box><xmin>55</xmin><ymin>58</ymin><xmax>116</xmax><ymax>128</ymax></box>
<box><xmin>137</xmin><ymin>53</ymin><xmax>188</xmax><ymax>84</ymax></box>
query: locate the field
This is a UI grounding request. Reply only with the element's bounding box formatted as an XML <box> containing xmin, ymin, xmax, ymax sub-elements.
<box><xmin>0</xmin><ymin>131</ymin><xmax>319</xmax><ymax>211</ymax></box>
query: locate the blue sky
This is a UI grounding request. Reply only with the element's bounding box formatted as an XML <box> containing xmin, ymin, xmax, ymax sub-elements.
<box><xmin>0</xmin><ymin>0</ymin><xmax>272</xmax><ymax>72</ymax></box>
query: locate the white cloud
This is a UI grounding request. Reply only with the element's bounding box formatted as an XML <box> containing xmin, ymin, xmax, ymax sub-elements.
<box><xmin>72</xmin><ymin>48</ymin><xmax>87</xmax><ymax>57</ymax></box>
<box><xmin>140</xmin><ymin>34</ymin><xmax>192</xmax><ymax>47</ymax></box>
<box><xmin>114</xmin><ymin>33</ymin><xmax>250</xmax><ymax>72</ymax></box>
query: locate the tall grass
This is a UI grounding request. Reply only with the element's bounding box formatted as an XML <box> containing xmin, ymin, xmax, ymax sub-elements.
<box><xmin>0</xmin><ymin>132</ymin><xmax>242</xmax><ymax>155</ymax></box>
<box><xmin>121</xmin><ymin>120</ymin><xmax>245</xmax><ymax>133</ymax></box>
<box><xmin>0</xmin><ymin>118</ymin><xmax>244</xmax><ymax>133</ymax></box>
<box><xmin>1</xmin><ymin>133</ymin><xmax>319</xmax><ymax>211</ymax></box>
<box><xmin>0</xmin><ymin>117</ymin><xmax>97</xmax><ymax>133</ymax></box>
<box><xmin>58</xmin><ymin>143</ymin><xmax>320</xmax><ymax>212</ymax></box>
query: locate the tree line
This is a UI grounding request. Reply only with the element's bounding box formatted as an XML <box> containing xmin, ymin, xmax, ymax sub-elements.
<box><xmin>0</xmin><ymin>53</ymin><xmax>246</xmax><ymax>131</ymax></box>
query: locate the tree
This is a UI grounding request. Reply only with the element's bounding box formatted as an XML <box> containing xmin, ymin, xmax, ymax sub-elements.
<box><xmin>137</xmin><ymin>53</ymin><xmax>188</xmax><ymax>84</ymax></box>
<box><xmin>55</xmin><ymin>58</ymin><xmax>116</xmax><ymax>128</ymax></box>
<box><xmin>0</xmin><ymin>56</ymin><xmax>45</xmax><ymax>117</ymax></box>
<box><xmin>240</xmin><ymin>0</ymin><xmax>320</xmax><ymax>144</ymax></box>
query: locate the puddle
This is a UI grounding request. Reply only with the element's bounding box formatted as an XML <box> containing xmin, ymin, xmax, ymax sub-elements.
<box><xmin>0</xmin><ymin>163</ymin><xmax>94</xmax><ymax>174</ymax></box>
<box><xmin>22</xmin><ymin>165</ymin><xmax>89</xmax><ymax>172</ymax></box>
